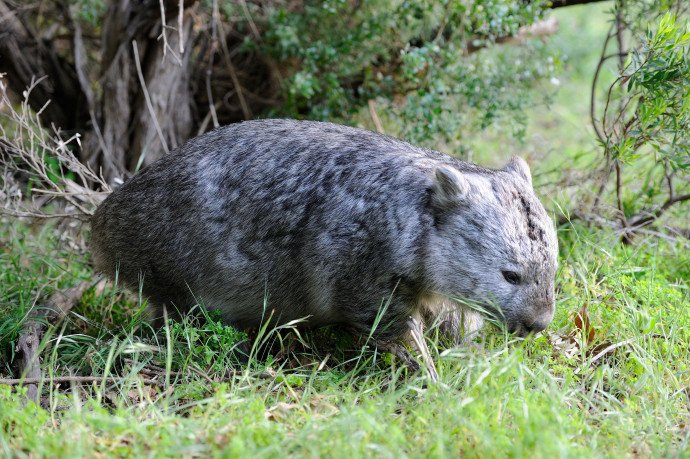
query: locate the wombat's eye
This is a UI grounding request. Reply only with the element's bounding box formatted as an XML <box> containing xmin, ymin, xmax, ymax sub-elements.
<box><xmin>502</xmin><ymin>271</ymin><xmax>521</xmax><ymax>285</ymax></box>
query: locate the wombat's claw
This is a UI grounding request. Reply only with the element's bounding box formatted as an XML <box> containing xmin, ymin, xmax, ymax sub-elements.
<box><xmin>375</xmin><ymin>340</ymin><xmax>420</xmax><ymax>373</ymax></box>
<box><xmin>407</xmin><ymin>316</ymin><xmax>439</xmax><ymax>383</ymax></box>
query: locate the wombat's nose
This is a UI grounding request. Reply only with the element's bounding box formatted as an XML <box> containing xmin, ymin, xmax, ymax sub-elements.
<box><xmin>524</xmin><ymin>317</ymin><xmax>550</xmax><ymax>335</ymax></box>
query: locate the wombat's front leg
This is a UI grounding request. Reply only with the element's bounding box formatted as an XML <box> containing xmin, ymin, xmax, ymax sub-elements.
<box><xmin>419</xmin><ymin>294</ymin><xmax>485</xmax><ymax>346</ymax></box>
<box><xmin>437</xmin><ymin>306</ymin><xmax>485</xmax><ymax>347</ymax></box>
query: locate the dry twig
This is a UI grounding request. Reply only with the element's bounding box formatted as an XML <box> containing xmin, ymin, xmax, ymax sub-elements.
<box><xmin>0</xmin><ymin>376</ymin><xmax>160</xmax><ymax>386</ymax></box>
<box><xmin>132</xmin><ymin>40</ymin><xmax>170</xmax><ymax>153</ymax></box>
<box><xmin>368</xmin><ymin>100</ymin><xmax>385</xmax><ymax>134</ymax></box>
<box><xmin>0</xmin><ymin>74</ymin><xmax>110</xmax><ymax>218</ymax></box>
<box><xmin>13</xmin><ymin>280</ymin><xmax>94</xmax><ymax>402</ymax></box>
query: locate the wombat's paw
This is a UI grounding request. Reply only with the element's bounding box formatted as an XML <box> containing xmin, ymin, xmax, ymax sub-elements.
<box><xmin>375</xmin><ymin>340</ymin><xmax>421</xmax><ymax>373</ymax></box>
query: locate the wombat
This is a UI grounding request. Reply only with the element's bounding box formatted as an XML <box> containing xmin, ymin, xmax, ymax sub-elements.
<box><xmin>90</xmin><ymin>119</ymin><xmax>558</xmax><ymax>343</ymax></box>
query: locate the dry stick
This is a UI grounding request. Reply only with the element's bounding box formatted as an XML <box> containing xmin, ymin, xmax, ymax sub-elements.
<box><xmin>158</xmin><ymin>0</ymin><xmax>168</xmax><ymax>58</ymax></box>
<box><xmin>0</xmin><ymin>376</ymin><xmax>160</xmax><ymax>386</ymax></box>
<box><xmin>123</xmin><ymin>359</ymin><xmax>213</xmax><ymax>385</ymax></box>
<box><xmin>70</xmin><ymin>7</ymin><xmax>95</xmax><ymax>114</ymax></box>
<box><xmin>156</xmin><ymin>0</ymin><xmax>183</xmax><ymax>66</ymax></box>
<box><xmin>14</xmin><ymin>280</ymin><xmax>92</xmax><ymax>403</ymax></box>
<box><xmin>123</xmin><ymin>358</ymin><xmax>182</xmax><ymax>376</ymax></box>
<box><xmin>407</xmin><ymin>316</ymin><xmax>439</xmax><ymax>383</ymax></box>
<box><xmin>0</xmin><ymin>208</ymin><xmax>87</xmax><ymax>220</ymax></box>
<box><xmin>188</xmin><ymin>365</ymin><xmax>215</xmax><ymax>384</ymax></box>
<box><xmin>178</xmin><ymin>0</ymin><xmax>184</xmax><ymax>54</ymax></box>
<box><xmin>589</xmin><ymin>333</ymin><xmax>664</xmax><ymax>365</ymax></box>
<box><xmin>88</xmin><ymin>109</ymin><xmax>114</xmax><ymax>169</ymax></box>
<box><xmin>197</xmin><ymin>101</ymin><xmax>223</xmax><ymax>136</ymax></box>
<box><xmin>206</xmin><ymin>0</ymin><xmax>220</xmax><ymax>129</ymax></box>
<box><xmin>574</xmin><ymin>333</ymin><xmax>663</xmax><ymax>375</ymax></box>
<box><xmin>215</xmin><ymin>1</ymin><xmax>251</xmax><ymax>119</ymax></box>
<box><xmin>239</xmin><ymin>0</ymin><xmax>262</xmax><ymax>43</ymax></box>
<box><xmin>368</xmin><ymin>100</ymin><xmax>385</xmax><ymax>134</ymax></box>
<box><xmin>132</xmin><ymin>40</ymin><xmax>169</xmax><ymax>153</ymax></box>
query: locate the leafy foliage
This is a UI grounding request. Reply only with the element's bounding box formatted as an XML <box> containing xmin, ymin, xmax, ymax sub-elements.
<box><xmin>257</xmin><ymin>0</ymin><xmax>558</xmax><ymax>145</ymax></box>
<box><xmin>621</xmin><ymin>13</ymin><xmax>690</xmax><ymax>167</ymax></box>
<box><xmin>591</xmin><ymin>6</ymin><xmax>690</xmax><ymax>229</ymax></box>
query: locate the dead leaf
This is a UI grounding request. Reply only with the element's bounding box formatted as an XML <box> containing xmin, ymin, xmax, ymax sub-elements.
<box><xmin>574</xmin><ymin>303</ymin><xmax>597</xmax><ymax>345</ymax></box>
<box><xmin>264</xmin><ymin>401</ymin><xmax>301</xmax><ymax>421</ymax></box>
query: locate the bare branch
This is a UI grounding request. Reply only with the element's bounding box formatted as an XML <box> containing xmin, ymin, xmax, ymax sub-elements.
<box><xmin>132</xmin><ymin>40</ymin><xmax>170</xmax><ymax>153</ymax></box>
<box><xmin>238</xmin><ymin>0</ymin><xmax>262</xmax><ymax>43</ymax></box>
<box><xmin>615</xmin><ymin>4</ymin><xmax>627</xmax><ymax>70</ymax></box>
<box><xmin>628</xmin><ymin>193</ymin><xmax>690</xmax><ymax>230</ymax></box>
<box><xmin>178</xmin><ymin>0</ymin><xmax>184</xmax><ymax>53</ymax></box>
<box><xmin>590</xmin><ymin>24</ymin><xmax>615</xmax><ymax>144</ymax></box>
<box><xmin>159</xmin><ymin>0</ymin><xmax>168</xmax><ymax>58</ymax></box>
<box><xmin>0</xmin><ymin>376</ymin><xmax>160</xmax><ymax>386</ymax></box>
<box><xmin>368</xmin><ymin>99</ymin><xmax>385</xmax><ymax>134</ymax></box>
<box><xmin>0</xmin><ymin>74</ymin><xmax>110</xmax><ymax>219</ymax></box>
<box><xmin>550</xmin><ymin>0</ymin><xmax>611</xmax><ymax>7</ymax></box>
<box><xmin>214</xmin><ymin>1</ymin><xmax>252</xmax><ymax>119</ymax></box>
<box><xmin>13</xmin><ymin>280</ymin><xmax>93</xmax><ymax>402</ymax></box>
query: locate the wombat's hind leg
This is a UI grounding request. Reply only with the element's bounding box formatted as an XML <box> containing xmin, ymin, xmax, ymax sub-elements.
<box><xmin>141</xmin><ymin>302</ymin><xmax>185</xmax><ymax>330</ymax></box>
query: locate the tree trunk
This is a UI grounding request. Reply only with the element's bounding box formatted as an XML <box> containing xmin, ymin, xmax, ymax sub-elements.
<box><xmin>83</xmin><ymin>0</ymin><xmax>196</xmax><ymax>183</ymax></box>
<box><xmin>0</xmin><ymin>0</ymin><xmax>88</xmax><ymax>132</ymax></box>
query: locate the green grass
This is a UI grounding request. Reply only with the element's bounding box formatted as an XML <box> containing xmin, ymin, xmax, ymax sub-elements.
<box><xmin>1</xmin><ymin>217</ymin><xmax>689</xmax><ymax>457</ymax></box>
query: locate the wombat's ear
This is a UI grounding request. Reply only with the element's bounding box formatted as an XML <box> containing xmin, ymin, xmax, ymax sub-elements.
<box><xmin>502</xmin><ymin>155</ymin><xmax>532</xmax><ymax>187</ymax></box>
<box><xmin>432</xmin><ymin>165</ymin><xmax>470</xmax><ymax>209</ymax></box>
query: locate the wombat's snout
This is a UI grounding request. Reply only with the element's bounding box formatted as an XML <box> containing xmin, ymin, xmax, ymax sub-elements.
<box><xmin>514</xmin><ymin>307</ymin><xmax>554</xmax><ymax>337</ymax></box>
<box><xmin>524</xmin><ymin>317</ymin><xmax>551</xmax><ymax>335</ymax></box>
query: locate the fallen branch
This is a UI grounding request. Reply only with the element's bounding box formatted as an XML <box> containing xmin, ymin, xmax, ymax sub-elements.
<box><xmin>14</xmin><ymin>279</ymin><xmax>94</xmax><ymax>403</ymax></box>
<box><xmin>466</xmin><ymin>17</ymin><xmax>559</xmax><ymax>54</ymax></box>
<box><xmin>123</xmin><ymin>358</ymin><xmax>182</xmax><ymax>377</ymax></box>
<box><xmin>0</xmin><ymin>375</ymin><xmax>159</xmax><ymax>386</ymax></box>
<box><xmin>627</xmin><ymin>193</ymin><xmax>690</xmax><ymax>230</ymax></box>
<box><xmin>574</xmin><ymin>333</ymin><xmax>664</xmax><ymax>375</ymax></box>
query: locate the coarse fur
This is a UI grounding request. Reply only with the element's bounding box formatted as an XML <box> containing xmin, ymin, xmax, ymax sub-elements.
<box><xmin>90</xmin><ymin>119</ymin><xmax>558</xmax><ymax>343</ymax></box>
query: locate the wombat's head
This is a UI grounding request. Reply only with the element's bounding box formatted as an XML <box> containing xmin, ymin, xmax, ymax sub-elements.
<box><xmin>427</xmin><ymin>156</ymin><xmax>558</xmax><ymax>337</ymax></box>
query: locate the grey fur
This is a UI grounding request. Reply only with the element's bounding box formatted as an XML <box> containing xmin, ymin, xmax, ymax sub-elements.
<box><xmin>90</xmin><ymin>119</ymin><xmax>558</xmax><ymax>342</ymax></box>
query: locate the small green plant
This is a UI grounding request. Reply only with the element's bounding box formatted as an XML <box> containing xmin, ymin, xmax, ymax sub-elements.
<box><xmin>167</xmin><ymin>309</ymin><xmax>248</xmax><ymax>374</ymax></box>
